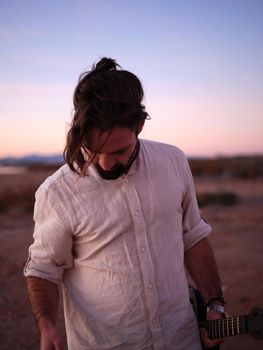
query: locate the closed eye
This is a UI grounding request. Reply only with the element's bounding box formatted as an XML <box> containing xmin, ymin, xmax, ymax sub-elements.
<box><xmin>112</xmin><ymin>148</ymin><xmax>129</xmax><ymax>155</ymax></box>
<box><xmin>84</xmin><ymin>145</ymin><xmax>130</xmax><ymax>156</ymax></box>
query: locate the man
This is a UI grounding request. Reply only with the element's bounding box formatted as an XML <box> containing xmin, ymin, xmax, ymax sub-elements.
<box><xmin>24</xmin><ymin>57</ymin><xmax>225</xmax><ymax>350</ymax></box>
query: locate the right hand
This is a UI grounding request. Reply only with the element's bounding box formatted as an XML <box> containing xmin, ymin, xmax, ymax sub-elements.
<box><xmin>40</xmin><ymin>324</ymin><xmax>64</xmax><ymax>350</ymax></box>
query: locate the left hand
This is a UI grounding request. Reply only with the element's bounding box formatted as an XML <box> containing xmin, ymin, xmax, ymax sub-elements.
<box><xmin>200</xmin><ymin>310</ymin><xmax>224</xmax><ymax>348</ymax></box>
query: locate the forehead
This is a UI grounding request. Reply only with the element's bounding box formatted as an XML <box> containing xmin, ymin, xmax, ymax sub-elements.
<box><xmin>87</xmin><ymin>127</ymin><xmax>136</xmax><ymax>154</ymax></box>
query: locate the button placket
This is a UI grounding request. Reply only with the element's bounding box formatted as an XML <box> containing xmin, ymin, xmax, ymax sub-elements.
<box><xmin>123</xmin><ymin>181</ymin><xmax>164</xmax><ymax>349</ymax></box>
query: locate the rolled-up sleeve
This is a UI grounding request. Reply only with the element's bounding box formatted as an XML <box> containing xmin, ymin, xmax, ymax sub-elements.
<box><xmin>183</xmin><ymin>216</ymin><xmax>211</xmax><ymax>251</ymax></box>
<box><xmin>181</xmin><ymin>157</ymin><xmax>212</xmax><ymax>251</ymax></box>
<box><xmin>24</xmin><ymin>185</ymin><xmax>73</xmax><ymax>284</ymax></box>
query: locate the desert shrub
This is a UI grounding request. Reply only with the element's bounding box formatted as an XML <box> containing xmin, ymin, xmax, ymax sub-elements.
<box><xmin>197</xmin><ymin>191</ymin><xmax>238</xmax><ymax>207</ymax></box>
<box><xmin>228</xmin><ymin>156</ymin><xmax>263</xmax><ymax>178</ymax></box>
<box><xmin>189</xmin><ymin>156</ymin><xmax>263</xmax><ymax>178</ymax></box>
<box><xmin>26</xmin><ymin>163</ymin><xmax>61</xmax><ymax>172</ymax></box>
<box><xmin>0</xmin><ymin>187</ymin><xmax>35</xmax><ymax>212</ymax></box>
<box><xmin>0</xmin><ymin>168</ymin><xmax>55</xmax><ymax>213</ymax></box>
<box><xmin>189</xmin><ymin>159</ymin><xmax>225</xmax><ymax>177</ymax></box>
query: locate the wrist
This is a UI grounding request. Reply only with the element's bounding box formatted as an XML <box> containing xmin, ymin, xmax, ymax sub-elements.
<box><xmin>206</xmin><ymin>296</ymin><xmax>226</xmax><ymax>316</ymax></box>
<box><xmin>206</xmin><ymin>296</ymin><xmax>226</xmax><ymax>307</ymax></box>
<box><xmin>38</xmin><ymin>317</ymin><xmax>56</xmax><ymax>332</ymax></box>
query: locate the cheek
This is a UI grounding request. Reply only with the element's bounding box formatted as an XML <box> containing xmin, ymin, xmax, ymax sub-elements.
<box><xmin>118</xmin><ymin>154</ymin><xmax>131</xmax><ymax>164</ymax></box>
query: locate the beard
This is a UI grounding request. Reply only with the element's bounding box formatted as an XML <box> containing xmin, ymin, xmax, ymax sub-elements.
<box><xmin>95</xmin><ymin>141</ymin><xmax>140</xmax><ymax>180</ymax></box>
<box><xmin>95</xmin><ymin>163</ymin><xmax>128</xmax><ymax>180</ymax></box>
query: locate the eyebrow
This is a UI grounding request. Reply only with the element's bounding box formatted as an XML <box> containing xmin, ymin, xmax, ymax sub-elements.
<box><xmin>97</xmin><ymin>145</ymin><xmax>130</xmax><ymax>155</ymax></box>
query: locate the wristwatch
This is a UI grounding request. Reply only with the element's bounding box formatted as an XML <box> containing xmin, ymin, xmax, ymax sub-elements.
<box><xmin>206</xmin><ymin>303</ymin><xmax>226</xmax><ymax>314</ymax></box>
<box><xmin>206</xmin><ymin>296</ymin><xmax>226</xmax><ymax>315</ymax></box>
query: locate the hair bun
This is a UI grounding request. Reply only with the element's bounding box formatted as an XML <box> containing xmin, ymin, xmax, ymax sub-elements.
<box><xmin>93</xmin><ymin>57</ymin><xmax>119</xmax><ymax>72</ymax></box>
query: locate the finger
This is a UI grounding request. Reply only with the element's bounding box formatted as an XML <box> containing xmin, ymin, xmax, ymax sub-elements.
<box><xmin>201</xmin><ymin>329</ymin><xmax>224</xmax><ymax>348</ymax></box>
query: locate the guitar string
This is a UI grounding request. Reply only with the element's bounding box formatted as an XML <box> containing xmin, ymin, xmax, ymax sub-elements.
<box><xmin>205</xmin><ymin>319</ymin><xmax>245</xmax><ymax>328</ymax></box>
<box><xmin>199</xmin><ymin>316</ymin><xmax>246</xmax><ymax>328</ymax></box>
<box><xmin>198</xmin><ymin>312</ymin><xmax>262</xmax><ymax>339</ymax></box>
<box><xmin>204</xmin><ymin>318</ymin><xmax>246</xmax><ymax>331</ymax></box>
<box><xmin>199</xmin><ymin>316</ymin><xmax>249</xmax><ymax>339</ymax></box>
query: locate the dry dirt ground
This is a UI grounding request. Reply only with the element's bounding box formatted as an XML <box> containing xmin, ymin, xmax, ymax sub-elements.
<box><xmin>0</xmin><ymin>171</ymin><xmax>263</xmax><ymax>350</ymax></box>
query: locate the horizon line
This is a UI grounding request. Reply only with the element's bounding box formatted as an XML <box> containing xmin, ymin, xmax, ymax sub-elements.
<box><xmin>1</xmin><ymin>151</ymin><xmax>263</xmax><ymax>161</ymax></box>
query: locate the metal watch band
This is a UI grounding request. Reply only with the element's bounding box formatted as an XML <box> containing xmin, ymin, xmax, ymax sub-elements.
<box><xmin>207</xmin><ymin>304</ymin><xmax>226</xmax><ymax>314</ymax></box>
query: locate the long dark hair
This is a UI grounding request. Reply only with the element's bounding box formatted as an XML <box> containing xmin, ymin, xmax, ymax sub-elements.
<box><xmin>63</xmin><ymin>57</ymin><xmax>149</xmax><ymax>175</ymax></box>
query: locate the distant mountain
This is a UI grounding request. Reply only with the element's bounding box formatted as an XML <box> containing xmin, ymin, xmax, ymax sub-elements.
<box><xmin>0</xmin><ymin>154</ymin><xmax>64</xmax><ymax>165</ymax></box>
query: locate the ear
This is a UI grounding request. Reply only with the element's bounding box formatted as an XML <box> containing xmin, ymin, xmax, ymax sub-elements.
<box><xmin>137</xmin><ymin>121</ymin><xmax>145</xmax><ymax>135</ymax></box>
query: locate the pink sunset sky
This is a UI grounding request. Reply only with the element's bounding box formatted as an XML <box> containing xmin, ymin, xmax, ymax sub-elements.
<box><xmin>0</xmin><ymin>1</ymin><xmax>262</xmax><ymax>158</ymax></box>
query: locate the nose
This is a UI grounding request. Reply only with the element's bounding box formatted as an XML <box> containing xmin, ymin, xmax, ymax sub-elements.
<box><xmin>98</xmin><ymin>154</ymin><xmax>116</xmax><ymax>171</ymax></box>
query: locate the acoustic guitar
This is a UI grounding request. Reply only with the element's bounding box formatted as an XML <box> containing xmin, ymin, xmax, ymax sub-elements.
<box><xmin>189</xmin><ymin>286</ymin><xmax>263</xmax><ymax>349</ymax></box>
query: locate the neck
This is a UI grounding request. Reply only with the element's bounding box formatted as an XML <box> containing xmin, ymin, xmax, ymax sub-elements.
<box><xmin>124</xmin><ymin>140</ymin><xmax>140</xmax><ymax>174</ymax></box>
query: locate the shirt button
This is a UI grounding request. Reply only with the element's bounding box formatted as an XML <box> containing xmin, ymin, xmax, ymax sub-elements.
<box><xmin>141</xmin><ymin>247</ymin><xmax>146</xmax><ymax>252</ymax></box>
<box><xmin>134</xmin><ymin>210</ymin><xmax>139</xmax><ymax>216</ymax></box>
<box><xmin>148</xmin><ymin>284</ymin><xmax>153</xmax><ymax>289</ymax></box>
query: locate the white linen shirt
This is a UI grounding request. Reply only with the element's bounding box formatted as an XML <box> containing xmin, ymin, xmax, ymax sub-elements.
<box><xmin>24</xmin><ymin>140</ymin><xmax>211</xmax><ymax>350</ymax></box>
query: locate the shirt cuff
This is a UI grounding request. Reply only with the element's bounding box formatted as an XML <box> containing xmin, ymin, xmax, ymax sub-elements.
<box><xmin>24</xmin><ymin>256</ymin><xmax>64</xmax><ymax>285</ymax></box>
<box><xmin>183</xmin><ymin>217</ymin><xmax>212</xmax><ymax>251</ymax></box>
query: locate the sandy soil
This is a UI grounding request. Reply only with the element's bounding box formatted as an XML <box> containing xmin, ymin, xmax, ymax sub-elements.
<box><xmin>0</xmin><ymin>173</ymin><xmax>263</xmax><ymax>350</ymax></box>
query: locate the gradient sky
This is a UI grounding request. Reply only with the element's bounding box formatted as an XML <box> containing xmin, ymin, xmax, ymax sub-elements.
<box><xmin>0</xmin><ymin>0</ymin><xmax>262</xmax><ymax>158</ymax></box>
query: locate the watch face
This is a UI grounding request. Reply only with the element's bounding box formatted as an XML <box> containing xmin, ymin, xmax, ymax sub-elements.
<box><xmin>207</xmin><ymin>304</ymin><xmax>225</xmax><ymax>314</ymax></box>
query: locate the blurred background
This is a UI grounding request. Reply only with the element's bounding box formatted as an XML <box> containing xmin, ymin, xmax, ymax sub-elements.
<box><xmin>0</xmin><ymin>1</ymin><xmax>262</xmax><ymax>349</ymax></box>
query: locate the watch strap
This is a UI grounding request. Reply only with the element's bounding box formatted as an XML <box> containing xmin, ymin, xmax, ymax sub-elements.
<box><xmin>207</xmin><ymin>303</ymin><xmax>226</xmax><ymax>314</ymax></box>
